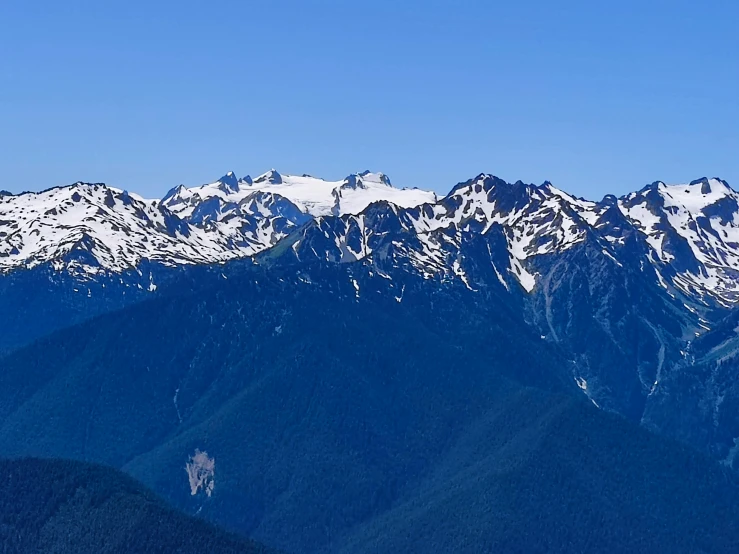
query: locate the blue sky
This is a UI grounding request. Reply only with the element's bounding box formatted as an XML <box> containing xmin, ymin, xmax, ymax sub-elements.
<box><xmin>1</xmin><ymin>0</ymin><xmax>737</xmax><ymax>199</ymax></box>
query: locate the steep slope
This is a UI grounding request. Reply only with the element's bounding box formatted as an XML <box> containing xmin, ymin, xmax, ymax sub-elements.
<box><xmin>620</xmin><ymin>177</ymin><xmax>739</xmax><ymax>307</ymax></box>
<box><xmin>0</xmin><ymin>457</ymin><xmax>272</xmax><ymax>554</ymax></box>
<box><xmin>0</xmin><ymin>264</ymin><xmax>152</xmax><ymax>356</ymax></box>
<box><xmin>263</xmin><ymin>177</ymin><xmax>703</xmax><ymax>421</ymax></box>
<box><xmin>0</xmin><ymin>262</ymin><xmax>572</xmax><ymax>553</ymax></box>
<box><xmin>275</xmin><ymin>173</ymin><xmax>739</xmax><ymax>309</ymax></box>
<box><xmin>339</xmin><ymin>390</ymin><xmax>739</xmax><ymax>553</ymax></box>
<box><xmin>642</xmin><ymin>306</ymin><xmax>739</xmax><ymax>465</ymax></box>
<box><xmin>1</xmin><ymin>265</ymin><xmax>738</xmax><ymax>553</ymax></box>
<box><xmin>522</xmin><ymin>229</ymin><xmax>697</xmax><ymax>419</ymax></box>
<box><xmin>0</xmin><ymin>170</ymin><xmax>435</xmax><ymax>280</ymax></box>
<box><xmin>0</xmin><ymin>182</ymin><xmax>239</xmax><ymax>274</ymax></box>
<box><xmin>0</xmin><ymin>259</ymin><xmax>255</xmax><ymax>355</ymax></box>
<box><xmin>0</xmin><ymin>171</ymin><xmax>436</xmax><ymax>355</ymax></box>
<box><xmin>4</xmin><ymin>172</ymin><xmax>739</xmax><ymax>310</ymax></box>
<box><xmin>4</xmin><ymin>170</ymin><xmax>739</xmax><ymax>477</ymax></box>
<box><xmin>337</xmin><ymin>389</ymin><xmax>739</xmax><ymax>554</ymax></box>
<box><xmin>272</xmin><ymin>175</ymin><xmax>598</xmax><ymax>289</ymax></box>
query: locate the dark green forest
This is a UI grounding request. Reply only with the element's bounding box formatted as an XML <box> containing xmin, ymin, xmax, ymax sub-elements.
<box><xmin>0</xmin><ymin>457</ymin><xmax>272</xmax><ymax>554</ymax></box>
<box><xmin>2</xmin><ymin>264</ymin><xmax>739</xmax><ymax>552</ymax></box>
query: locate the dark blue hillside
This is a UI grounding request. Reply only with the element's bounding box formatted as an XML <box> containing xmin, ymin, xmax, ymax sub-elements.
<box><xmin>0</xmin><ymin>262</ymin><xmax>570</xmax><ymax>552</ymax></box>
<box><xmin>0</xmin><ymin>457</ymin><xmax>274</xmax><ymax>553</ymax></box>
<box><xmin>0</xmin><ymin>258</ymin><xmax>256</xmax><ymax>356</ymax></box>
<box><xmin>338</xmin><ymin>387</ymin><xmax>739</xmax><ymax>554</ymax></box>
<box><xmin>1</xmin><ymin>262</ymin><xmax>739</xmax><ymax>552</ymax></box>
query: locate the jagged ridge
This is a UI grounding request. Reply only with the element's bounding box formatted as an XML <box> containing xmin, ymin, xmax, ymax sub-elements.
<box><xmin>3</xmin><ymin>171</ymin><xmax>739</xmax><ymax>309</ymax></box>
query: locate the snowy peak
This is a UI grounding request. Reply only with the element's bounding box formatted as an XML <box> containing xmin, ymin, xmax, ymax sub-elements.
<box><xmin>216</xmin><ymin>171</ymin><xmax>240</xmax><ymax>193</ymax></box>
<box><xmin>623</xmin><ymin>178</ymin><xmax>734</xmax><ymax>217</ymax></box>
<box><xmin>6</xmin><ymin>170</ymin><xmax>739</xmax><ymax>308</ymax></box>
<box><xmin>330</xmin><ymin>171</ymin><xmax>435</xmax><ymax>216</ymax></box>
<box><xmin>429</xmin><ymin>174</ymin><xmax>596</xmax><ymax>256</ymax></box>
<box><xmin>276</xmin><ymin>172</ymin><xmax>739</xmax><ymax>303</ymax></box>
<box><xmin>341</xmin><ymin>172</ymin><xmax>392</xmax><ymax>191</ymax></box>
<box><xmin>0</xmin><ymin>182</ymin><xmax>245</xmax><ymax>274</ymax></box>
<box><xmin>253</xmin><ymin>169</ymin><xmax>283</xmax><ymax>185</ymax></box>
<box><xmin>618</xmin><ymin>177</ymin><xmax>739</xmax><ymax>305</ymax></box>
<box><xmin>162</xmin><ymin>184</ymin><xmax>187</xmax><ymax>204</ymax></box>
<box><xmin>152</xmin><ymin>169</ymin><xmax>436</xmax><ymax>272</ymax></box>
<box><xmin>162</xmin><ymin>169</ymin><xmax>436</xmax><ymax>218</ymax></box>
<box><xmin>355</xmin><ymin>170</ymin><xmax>392</xmax><ymax>187</ymax></box>
<box><xmin>623</xmin><ymin>177</ymin><xmax>734</xmax><ymax>214</ymax></box>
<box><xmin>281</xmin><ymin>174</ymin><xmax>604</xmax><ymax>293</ymax></box>
<box><xmin>160</xmin><ymin>172</ymin><xmax>247</xmax><ymax>218</ymax></box>
<box><xmin>659</xmin><ymin>177</ymin><xmax>736</xmax><ymax>215</ymax></box>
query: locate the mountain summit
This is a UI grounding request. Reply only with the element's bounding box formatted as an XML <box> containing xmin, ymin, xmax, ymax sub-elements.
<box><xmin>161</xmin><ymin>169</ymin><xmax>436</xmax><ymax>218</ymax></box>
<box><xmin>4</xmin><ymin>168</ymin><xmax>739</xmax><ymax>552</ymax></box>
<box><xmin>3</xmin><ymin>171</ymin><xmax>739</xmax><ymax>309</ymax></box>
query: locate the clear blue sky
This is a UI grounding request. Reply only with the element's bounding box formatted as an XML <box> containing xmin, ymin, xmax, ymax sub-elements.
<box><xmin>1</xmin><ymin>0</ymin><xmax>737</xmax><ymax>199</ymax></box>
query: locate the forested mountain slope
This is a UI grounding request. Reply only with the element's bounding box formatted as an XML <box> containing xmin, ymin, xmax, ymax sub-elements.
<box><xmin>0</xmin><ymin>457</ymin><xmax>273</xmax><ymax>554</ymax></box>
<box><xmin>1</xmin><ymin>263</ymin><xmax>738</xmax><ymax>553</ymax></box>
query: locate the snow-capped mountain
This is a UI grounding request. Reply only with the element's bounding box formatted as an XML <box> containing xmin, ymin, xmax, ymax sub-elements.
<box><xmin>6</xmin><ymin>167</ymin><xmax>739</xmax><ymax>477</ymax></box>
<box><xmin>0</xmin><ymin>182</ymin><xmax>242</xmax><ymax>275</ymax></box>
<box><xmin>270</xmin><ymin>175</ymin><xmax>605</xmax><ymax>291</ymax></box>
<box><xmin>619</xmin><ymin>178</ymin><xmax>739</xmax><ymax>306</ymax></box>
<box><xmin>161</xmin><ymin>169</ymin><xmax>437</xmax><ymax>218</ymax></box>
<box><xmin>276</xmin><ymin>173</ymin><xmax>739</xmax><ymax>308</ymax></box>
<box><xmin>261</xmin><ymin>173</ymin><xmax>739</xmax><ymax>423</ymax></box>
<box><xmin>0</xmin><ymin>170</ymin><xmax>436</xmax><ymax>275</ymax></box>
<box><xmin>3</xmin><ymin>170</ymin><xmax>739</xmax><ymax>313</ymax></box>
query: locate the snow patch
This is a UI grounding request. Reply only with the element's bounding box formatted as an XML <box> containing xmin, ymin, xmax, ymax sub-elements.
<box><xmin>185</xmin><ymin>449</ymin><xmax>215</xmax><ymax>497</ymax></box>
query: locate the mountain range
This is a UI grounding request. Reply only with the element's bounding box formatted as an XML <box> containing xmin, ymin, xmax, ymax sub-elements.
<box><xmin>5</xmin><ymin>171</ymin><xmax>738</xmax><ymax>305</ymax></box>
<box><xmin>4</xmin><ymin>168</ymin><xmax>739</xmax><ymax>552</ymax></box>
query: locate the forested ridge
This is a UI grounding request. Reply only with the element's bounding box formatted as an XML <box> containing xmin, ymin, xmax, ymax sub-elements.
<box><xmin>0</xmin><ymin>457</ymin><xmax>273</xmax><ymax>554</ymax></box>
